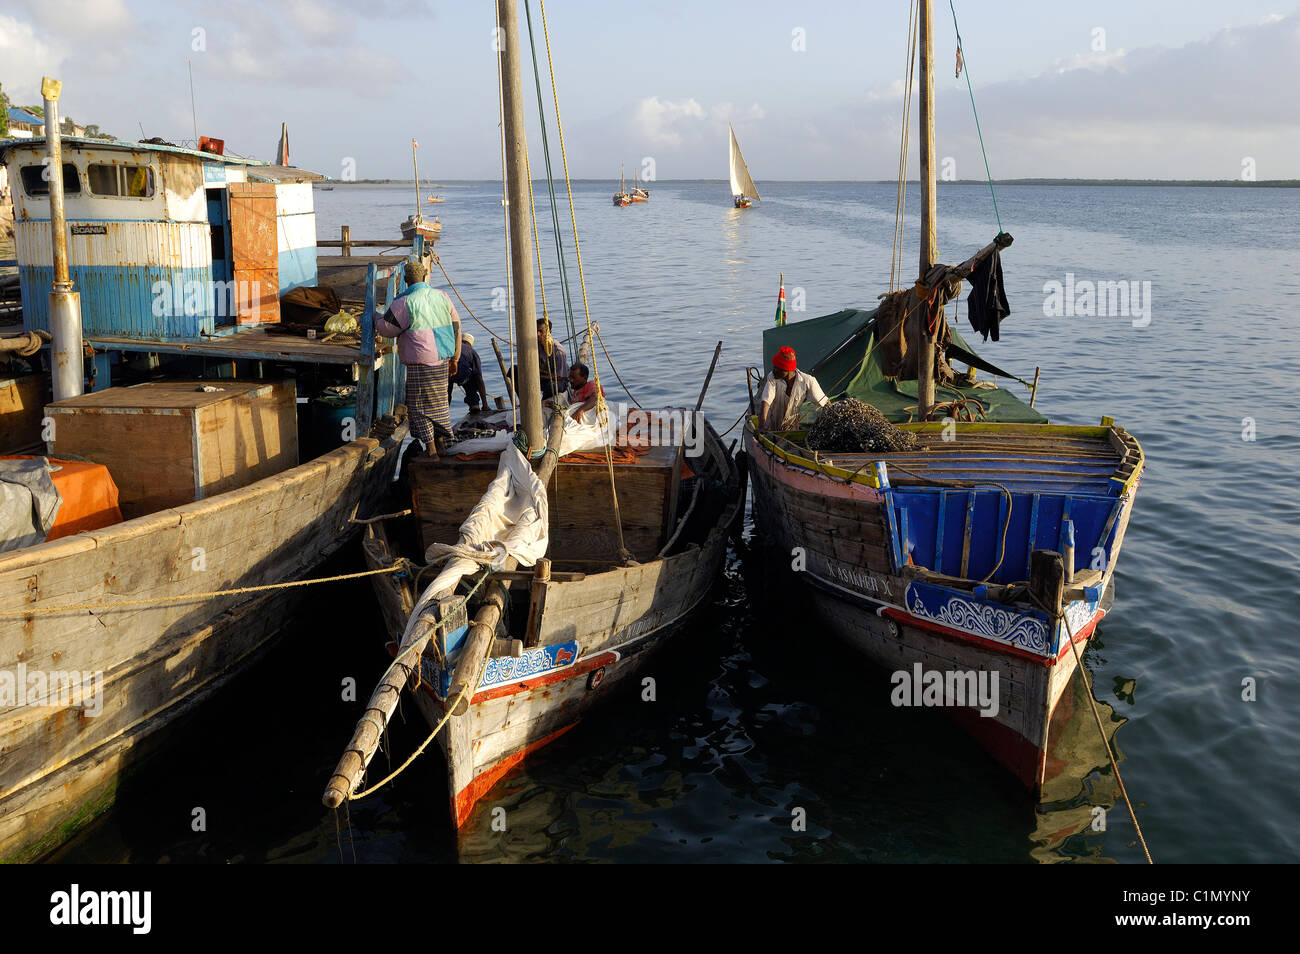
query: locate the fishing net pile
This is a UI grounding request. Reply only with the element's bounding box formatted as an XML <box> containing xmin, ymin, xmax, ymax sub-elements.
<box><xmin>805</xmin><ymin>399</ymin><xmax>921</xmax><ymax>454</ymax></box>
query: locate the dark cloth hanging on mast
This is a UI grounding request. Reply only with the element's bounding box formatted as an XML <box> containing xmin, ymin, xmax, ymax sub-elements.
<box><xmin>966</xmin><ymin>246</ymin><xmax>1010</xmax><ymax>342</ymax></box>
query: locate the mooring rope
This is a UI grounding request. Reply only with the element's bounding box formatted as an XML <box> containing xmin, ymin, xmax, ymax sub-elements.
<box><xmin>0</xmin><ymin>561</ymin><xmax>409</xmax><ymax>617</ymax></box>
<box><xmin>1028</xmin><ymin>589</ymin><xmax>1153</xmax><ymax>863</ymax></box>
<box><xmin>345</xmin><ymin>569</ymin><xmax>496</xmax><ymax>802</ymax></box>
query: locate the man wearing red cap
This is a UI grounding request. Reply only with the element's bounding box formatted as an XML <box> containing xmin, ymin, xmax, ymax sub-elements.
<box><xmin>757</xmin><ymin>346</ymin><xmax>828</xmax><ymax>431</ymax></box>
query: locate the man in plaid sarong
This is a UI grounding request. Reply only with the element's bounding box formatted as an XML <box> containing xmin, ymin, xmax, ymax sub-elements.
<box><xmin>375</xmin><ymin>261</ymin><xmax>461</xmax><ymax>456</ymax></box>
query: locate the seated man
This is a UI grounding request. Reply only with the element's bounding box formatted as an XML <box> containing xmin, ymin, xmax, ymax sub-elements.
<box><xmin>447</xmin><ymin>332</ymin><xmax>490</xmax><ymax>411</ymax></box>
<box><xmin>756</xmin><ymin>345</ymin><xmax>828</xmax><ymax>431</ymax></box>
<box><xmin>507</xmin><ymin>317</ymin><xmax>569</xmax><ymax>400</ymax></box>
<box><xmin>565</xmin><ymin>361</ymin><xmax>604</xmax><ymax>424</ymax></box>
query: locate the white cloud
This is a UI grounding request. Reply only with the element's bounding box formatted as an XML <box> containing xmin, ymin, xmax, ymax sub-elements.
<box><xmin>632</xmin><ymin>96</ymin><xmax>706</xmax><ymax>147</ymax></box>
<box><xmin>11</xmin><ymin>0</ymin><xmax>133</xmax><ymax>36</ymax></box>
<box><xmin>0</xmin><ymin>15</ymin><xmax>67</xmax><ymax>102</ymax></box>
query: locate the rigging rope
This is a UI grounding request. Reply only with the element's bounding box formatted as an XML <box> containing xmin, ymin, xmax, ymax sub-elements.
<box><xmin>949</xmin><ymin>0</ymin><xmax>1003</xmax><ymax>232</ymax></box>
<box><xmin>346</xmin><ymin>569</ymin><xmax>495</xmax><ymax>802</ymax></box>
<box><xmin>1028</xmin><ymin>589</ymin><xmax>1154</xmax><ymax>863</ymax></box>
<box><xmin>523</xmin><ymin>0</ymin><xmax>578</xmax><ymax>346</ymax></box>
<box><xmin>890</xmin><ymin>0</ymin><xmax>920</xmax><ymax>293</ymax></box>
<box><xmin>536</xmin><ymin>0</ymin><xmax>631</xmax><ymax>563</ymax></box>
<box><xmin>495</xmin><ymin>0</ymin><xmax>519</xmax><ymax>429</ymax></box>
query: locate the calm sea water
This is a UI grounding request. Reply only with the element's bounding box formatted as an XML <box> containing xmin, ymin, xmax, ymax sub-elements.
<box><xmin>54</xmin><ymin>181</ymin><xmax>1300</xmax><ymax>864</ymax></box>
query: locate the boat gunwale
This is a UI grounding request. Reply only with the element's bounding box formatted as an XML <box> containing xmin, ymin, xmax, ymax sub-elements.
<box><xmin>746</xmin><ymin>415</ymin><xmax>1144</xmax><ymax>498</ymax></box>
<box><xmin>0</xmin><ymin>429</ymin><xmax>401</xmax><ymax>575</ymax></box>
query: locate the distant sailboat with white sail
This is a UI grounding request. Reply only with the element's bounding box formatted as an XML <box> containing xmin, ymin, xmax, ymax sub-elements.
<box><xmin>729</xmin><ymin>123</ymin><xmax>759</xmax><ymax>208</ymax></box>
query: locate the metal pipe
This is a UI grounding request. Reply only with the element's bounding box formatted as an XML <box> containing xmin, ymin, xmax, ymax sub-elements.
<box><xmin>41</xmin><ymin>76</ymin><xmax>84</xmax><ymax>401</ymax></box>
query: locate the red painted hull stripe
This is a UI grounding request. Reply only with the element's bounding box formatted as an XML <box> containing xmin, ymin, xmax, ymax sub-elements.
<box><xmin>454</xmin><ymin>724</ymin><xmax>576</xmax><ymax>828</ymax></box>
<box><xmin>470</xmin><ymin>651</ymin><xmax>619</xmax><ymax>704</ymax></box>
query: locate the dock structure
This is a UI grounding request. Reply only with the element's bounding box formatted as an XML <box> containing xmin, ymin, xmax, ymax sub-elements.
<box><xmin>0</xmin><ymin>136</ymin><xmax>435</xmax><ymax>435</ymax></box>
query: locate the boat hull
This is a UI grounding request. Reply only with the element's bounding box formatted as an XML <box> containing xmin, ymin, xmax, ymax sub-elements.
<box><xmin>744</xmin><ymin>425</ymin><xmax>1137</xmax><ymax>794</ymax></box>
<box><xmin>0</xmin><ymin>426</ymin><xmax>406</xmax><ymax>862</ymax></box>
<box><xmin>362</xmin><ymin>427</ymin><xmax>744</xmax><ymax>829</ymax></box>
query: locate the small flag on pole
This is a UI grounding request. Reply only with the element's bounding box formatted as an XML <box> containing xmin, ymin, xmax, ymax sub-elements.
<box><xmin>413</xmin><ymin>139</ymin><xmax>419</xmax><ymax>149</ymax></box>
<box><xmin>775</xmin><ymin>273</ymin><xmax>787</xmax><ymax>327</ymax></box>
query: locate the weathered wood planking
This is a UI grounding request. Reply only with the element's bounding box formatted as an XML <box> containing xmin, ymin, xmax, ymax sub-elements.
<box><xmin>745</xmin><ymin>418</ymin><xmax>1142</xmax><ymax>794</ymax></box>
<box><xmin>0</xmin><ymin>373</ymin><xmax>49</xmax><ymax>454</ymax></box>
<box><xmin>359</xmin><ymin>422</ymin><xmax>743</xmax><ymax>828</ymax></box>
<box><xmin>0</xmin><ymin>426</ymin><xmax>404</xmax><ymax>863</ymax></box>
<box><xmin>412</xmin><ymin>448</ymin><xmax>676</xmax><ymax>564</ymax></box>
<box><xmin>45</xmin><ymin>380</ymin><xmax>298</xmax><ymax>518</ymax></box>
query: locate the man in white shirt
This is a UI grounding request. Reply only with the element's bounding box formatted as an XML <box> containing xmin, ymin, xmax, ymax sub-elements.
<box><xmin>756</xmin><ymin>346</ymin><xmax>829</xmax><ymax>431</ymax></box>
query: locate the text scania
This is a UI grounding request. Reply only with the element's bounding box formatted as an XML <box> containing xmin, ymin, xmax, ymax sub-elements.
<box><xmin>890</xmin><ymin>663</ymin><xmax>999</xmax><ymax>718</ymax></box>
<box><xmin>50</xmin><ymin>884</ymin><xmax>151</xmax><ymax>934</ymax></box>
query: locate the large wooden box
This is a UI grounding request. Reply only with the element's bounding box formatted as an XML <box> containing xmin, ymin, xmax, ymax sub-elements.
<box><xmin>0</xmin><ymin>373</ymin><xmax>49</xmax><ymax>454</ymax></box>
<box><xmin>410</xmin><ymin>444</ymin><xmax>677</xmax><ymax>565</ymax></box>
<box><xmin>45</xmin><ymin>379</ymin><xmax>298</xmax><ymax>518</ymax></box>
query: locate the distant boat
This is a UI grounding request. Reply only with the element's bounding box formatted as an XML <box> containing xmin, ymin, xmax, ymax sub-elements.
<box><xmin>401</xmin><ymin>215</ymin><xmax>442</xmax><ymax>241</ymax></box>
<box><xmin>729</xmin><ymin>123</ymin><xmax>759</xmax><ymax>208</ymax></box>
<box><xmin>631</xmin><ymin>168</ymin><xmax>649</xmax><ymax>202</ymax></box>
<box><xmin>426</xmin><ymin>194</ymin><xmax>445</xmax><ymax>204</ymax></box>
<box><xmin>402</xmin><ymin>138</ymin><xmax>441</xmax><ymax>240</ymax></box>
<box><xmin>612</xmin><ymin>163</ymin><xmax>631</xmax><ymax>207</ymax></box>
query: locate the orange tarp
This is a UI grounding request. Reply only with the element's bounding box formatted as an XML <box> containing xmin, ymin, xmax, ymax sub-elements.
<box><xmin>1</xmin><ymin>455</ymin><xmax>123</xmax><ymax>539</ymax></box>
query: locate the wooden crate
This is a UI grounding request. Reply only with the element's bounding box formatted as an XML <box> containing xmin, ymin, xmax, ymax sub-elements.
<box><xmin>45</xmin><ymin>379</ymin><xmax>298</xmax><ymax>518</ymax></box>
<box><xmin>0</xmin><ymin>373</ymin><xmax>49</xmax><ymax>454</ymax></box>
<box><xmin>411</xmin><ymin>444</ymin><xmax>676</xmax><ymax>565</ymax></box>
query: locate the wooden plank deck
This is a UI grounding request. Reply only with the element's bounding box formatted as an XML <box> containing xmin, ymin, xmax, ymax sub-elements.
<box><xmin>85</xmin><ymin>328</ymin><xmax>373</xmax><ymax>365</ymax></box>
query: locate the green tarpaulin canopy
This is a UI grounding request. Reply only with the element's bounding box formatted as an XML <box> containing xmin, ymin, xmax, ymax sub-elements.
<box><xmin>762</xmin><ymin>307</ymin><xmax>1047</xmax><ymax>425</ymax></box>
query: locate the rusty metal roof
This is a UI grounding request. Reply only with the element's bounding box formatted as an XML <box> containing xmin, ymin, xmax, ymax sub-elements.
<box><xmin>0</xmin><ymin>136</ymin><xmax>321</xmax><ymax>178</ymax></box>
<box><xmin>246</xmin><ymin>164</ymin><xmax>326</xmax><ymax>183</ymax></box>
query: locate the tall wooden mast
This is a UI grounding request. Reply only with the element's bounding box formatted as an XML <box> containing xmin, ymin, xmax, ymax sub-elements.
<box><xmin>497</xmin><ymin>0</ymin><xmax>545</xmax><ymax>452</ymax></box>
<box><xmin>914</xmin><ymin>0</ymin><xmax>937</xmax><ymax>419</ymax></box>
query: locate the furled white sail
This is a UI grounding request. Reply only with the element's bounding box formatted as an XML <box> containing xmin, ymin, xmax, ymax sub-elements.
<box><xmin>728</xmin><ymin>124</ymin><xmax>759</xmax><ymax>200</ymax></box>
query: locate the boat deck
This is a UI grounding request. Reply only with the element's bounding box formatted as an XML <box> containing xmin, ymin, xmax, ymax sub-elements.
<box><xmin>85</xmin><ymin>327</ymin><xmax>377</xmax><ymax>366</ymax></box>
<box><xmin>808</xmin><ymin>425</ymin><xmax>1142</xmax><ymax>497</ymax></box>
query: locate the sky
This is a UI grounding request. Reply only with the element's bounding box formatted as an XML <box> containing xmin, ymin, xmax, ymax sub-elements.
<box><xmin>2</xmin><ymin>0</ymin><xmax>1299</xmax><ymax>181</ymax></box>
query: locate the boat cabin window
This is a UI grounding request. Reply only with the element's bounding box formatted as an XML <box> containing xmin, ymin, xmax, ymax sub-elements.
<box><xmin>19</xmin><ymin>163</ymin><xmax>81</xmax><ymax>196</ymax></box>
<box><xmin>87</xmin><ymin>163</ymin><xmax>155</xmax><ymax>198</ymax></box>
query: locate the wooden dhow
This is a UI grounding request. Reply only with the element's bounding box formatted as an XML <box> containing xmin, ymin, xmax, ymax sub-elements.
<box><xmin>323</xmin><ymin>0</ymin><xmax>743</xmax><ymax>830</ymax></box>
<box><xmin>742</xmin><ymin>0</ymin><xmax>1144</xmax><ymax>794</ymax></box>
<box><xmin>728</xmin><ymin>124</ymin><xmax>759</xmax><ymax>209</ymax></box>
<box><xmin>0</xmin><ymin>107</ymin><xmax>417</xmax><ymax>860</ymax></box>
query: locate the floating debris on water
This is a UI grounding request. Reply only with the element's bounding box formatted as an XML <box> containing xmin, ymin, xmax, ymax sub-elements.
<box><xmin>806</xmin><ymin>398</ymin><xmax>921</xmax><ymax>454</ymax></box>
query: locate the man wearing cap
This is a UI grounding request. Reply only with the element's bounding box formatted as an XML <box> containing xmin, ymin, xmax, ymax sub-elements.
<box><xmin>756</xmin><ymin>345</ymin><xmax>829</xmax><ymax>432</ymax></box>
<box><xmin>375</xmin><ymin>260</ymin><xmax>461</xmax><ymax>456</ymax></box>
<box><xmin>447</xmin><ymin>331</ymin><xmax>490</xmax><ymax>412</ymax></box>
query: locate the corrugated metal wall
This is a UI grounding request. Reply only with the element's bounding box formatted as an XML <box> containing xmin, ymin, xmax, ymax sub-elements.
<box><xmin>17</xmin><ymin>219</ymin><xmax>216</xmax><ymax>337</ymax></box>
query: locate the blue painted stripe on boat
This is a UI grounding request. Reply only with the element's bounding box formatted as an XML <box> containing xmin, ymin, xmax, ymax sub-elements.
<box><xmin>960</xmin><ymin>491</ymin><xmax>975</xmax><ymax>578</ymax></box>
<box><xmin>1026</xmin><ymin>493</ymin><xmax>1041</xmax><ymax>578</ymax></box>
<box><xmin>277</xmin><ymin>245</ymin><xmax>318</xmax><ymax>293</ymax></box>
<box><xmin>21</xmin><ymin>263</ymin><xmax>215</xmax><ymax>338</ymax></box>
<box><xmin>883</xmin><ymin>488</ymin><xmax>904</xmax><ymax>572</ymax></box>
<box><xmin>935</xmin><ymin>490</ymin><xmax>948</xmax><ymax>576</ymax></box>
